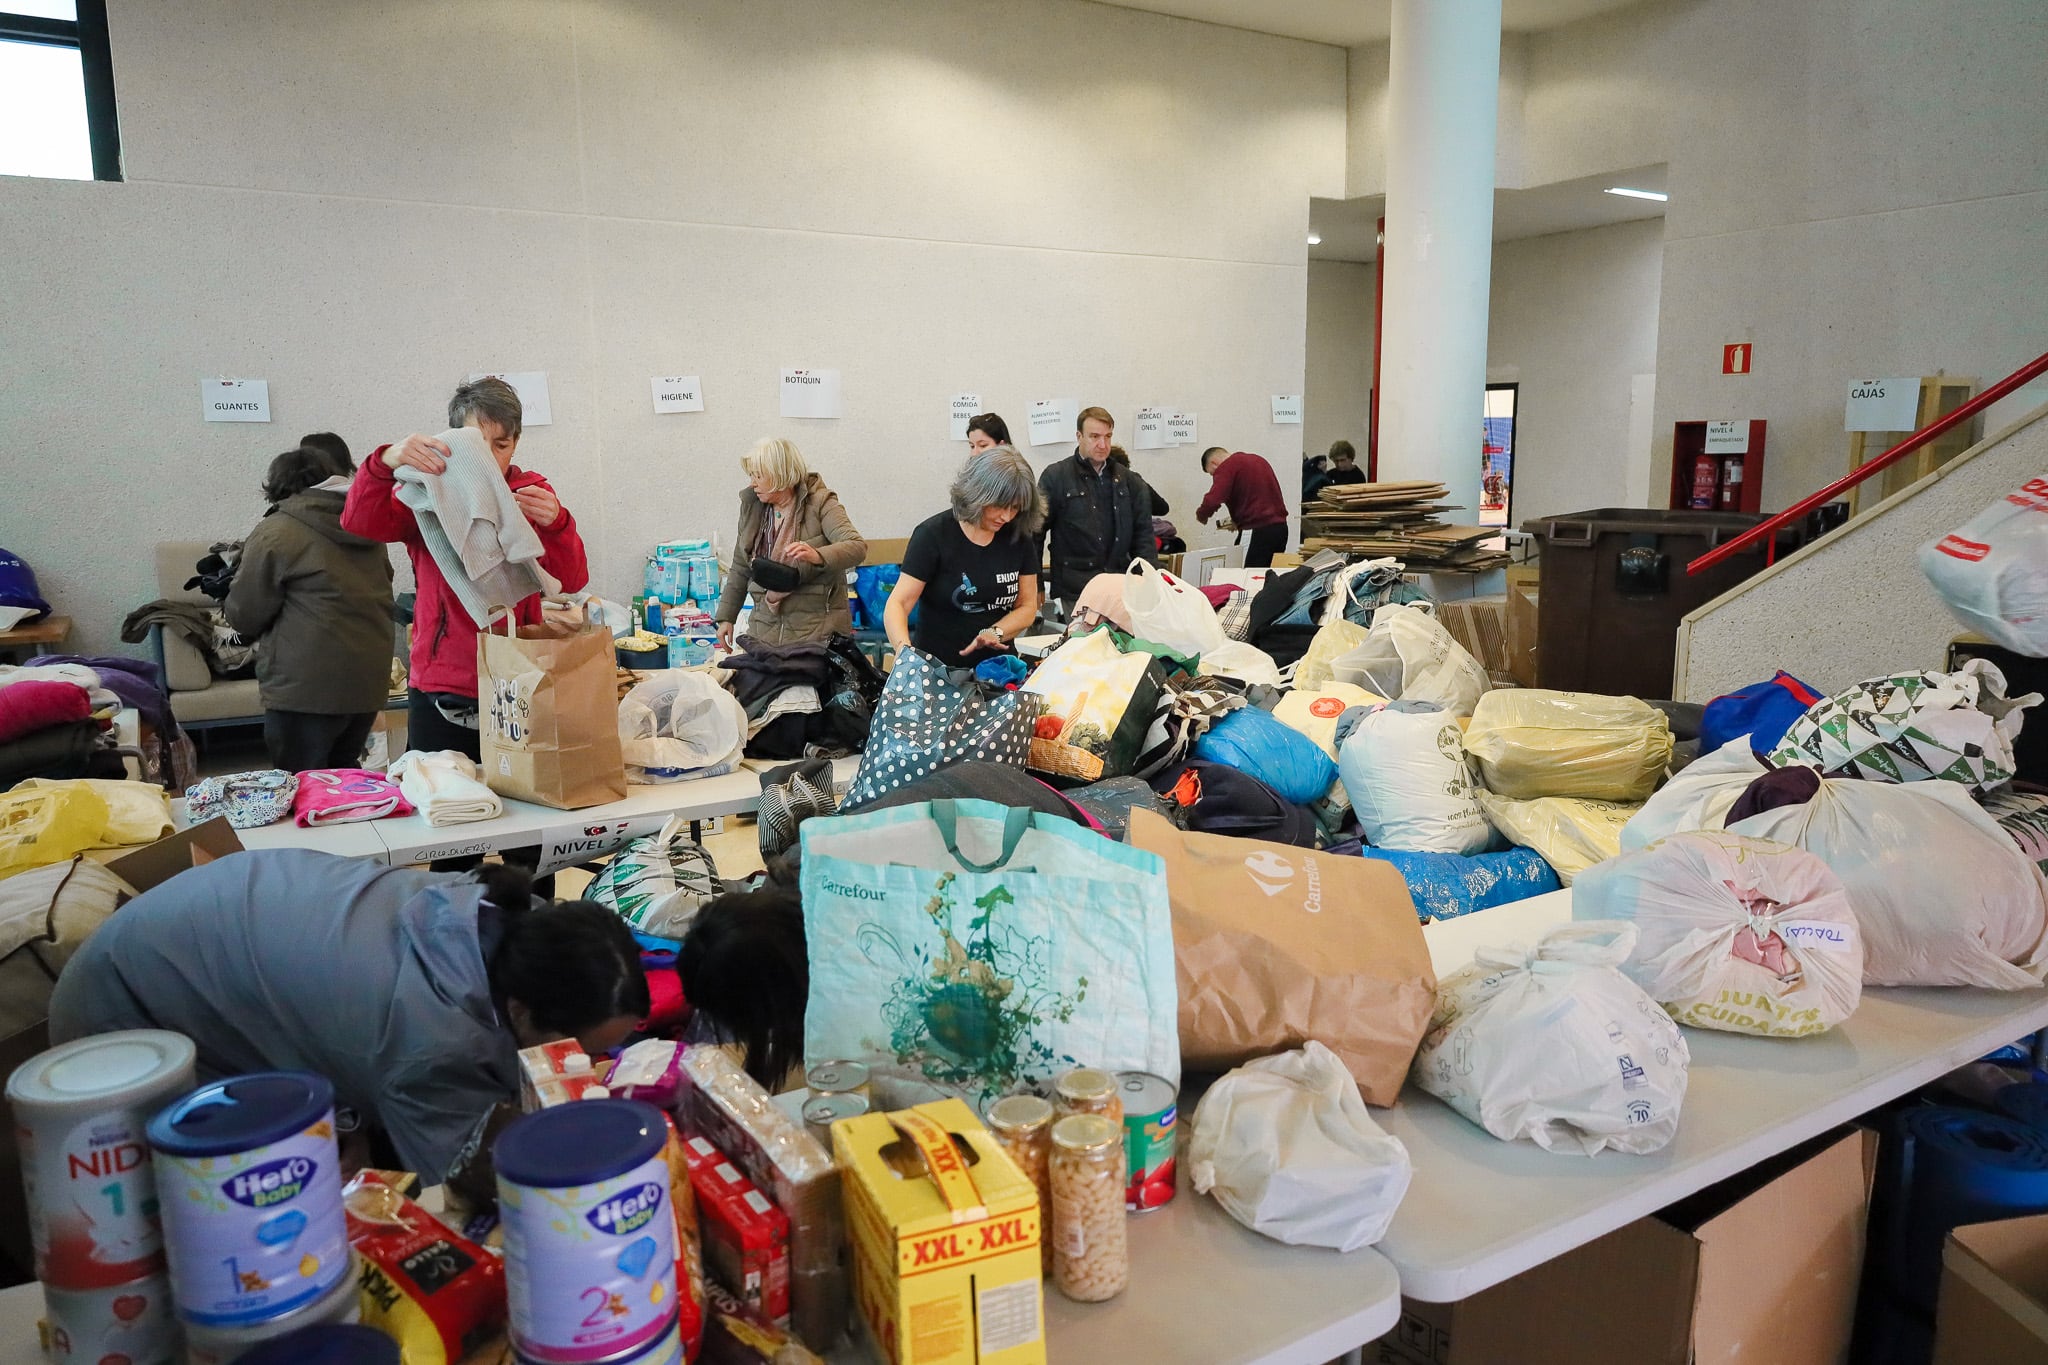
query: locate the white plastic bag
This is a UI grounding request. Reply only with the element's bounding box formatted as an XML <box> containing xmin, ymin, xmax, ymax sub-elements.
<box><xmin>1197</xmin><ymin>639</ymin><xmax>1284</xmax><ymax>688</ymax></box>
<box><xmin>1464</xmin><ymin>690</ymin><xmax>1673</xmax><ymax>802</ymax></box>
<box><xmin>1621</xmin><ymin>737</ymin><xmax>1768</xmax><ymax>852</ymax></box>
<box><xmin>618</xmin><ymin>669</ymin><xmax>746</xmax><ymax>782</ymax></box>
<box><xmin>1731</xmin><ymin>776</ymin><xmax>2048</xmax><ymax>988</ymax></box>
<box><xmin>1411</xmin><ymin>922</ymin><xmax>1689</xmax><ymax>1156</ymax></box>
<box><xmin>1275</xmin><ymin>681</ymin><xmax>1382</xmax><ymax>813</ymax></box>
<box><xmin>1339</xmin><ymin>703</ymin><xmax>1492</xmax><ymax>854</ymax></box>
<box><xmin>1331</xmin><ymin>603</ymin><xmax>1488</xmax><ymax>717</ymax></box>
<box><xmin>1188</xmin><ymin>1042</ymin><xmax>1412</xmax><ymax>1252</ymax></box>
<box><xmin>1477</xmin><ymin>791</ymin><xmax>1638</xmax><ymax>884</ymax></box>
<box><xmin>1124</xmin><ymin>559</ymin><xmax>1228</xmax><ymax>657</ymax></box>
<box><xmin>1574</xmin><ymin>830</ymin><xmax>1863</xmax><ymax>1036</ymax></box>
<box><xmin>1921</xmin><ymin>478</ymin><xmax>2048</xmax><ymax>656</ymax></box>
<box><xmin>586</xmin><ymin>814</ymin><xmax>722</xmax><ymax>938</ymax></box>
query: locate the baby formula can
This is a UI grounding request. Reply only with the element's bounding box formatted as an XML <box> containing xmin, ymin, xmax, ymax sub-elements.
<box><xmin>37</xmin><ymin>1274</ymin><xmax>181</xmax><ymax>1365</ymax></box>
<box><xmin>495</xmin><ymin>1099</ymin><xmax>680</xmax><ymax>1365</ymax></box>
<box><xmin>6</xmin><ymin>1029</ymin><xmax>197</xmax><ymax>1289</ymax></box>
<box><xmin>147</xmin><ymin>1071</ymin><xmax>350</xmax><ymax>1329</ymax></box>
<box><xmin>235</xmin><ymin>1322</ymin><xmax>401</xmax><ymax>1365</ymax></box>
<box><xmin>180</xmin><ymin>1263</ymin><xmax>361</xmax><ymax>1365</ymax></box>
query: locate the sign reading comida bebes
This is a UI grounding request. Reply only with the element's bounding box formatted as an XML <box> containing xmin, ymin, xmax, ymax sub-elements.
<box><xmin>1845</xmin><ymin>377</ymin><xmax>1920</xmax><ymax>432</ymax></box>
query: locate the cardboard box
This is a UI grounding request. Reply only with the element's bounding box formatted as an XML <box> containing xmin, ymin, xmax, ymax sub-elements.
<box><xmin>1374</xmin><ymin>1129</ymin><xmax>1873</xmax><ymax>1365</ymax></box>
<box><xmin>1936</xmin><ymin>1215</ymin><xmax>2048</xmax><ymax>1364</ymax></box>
<box><xmin>94</xmin><ymin>816</ymin><xmax>244</xmax><ymax>892</ymax></box>
<box><xmin>691</xmin><ymin>1154</ymin><xmax>792</xmax><ymax>1327</ymax></box>
<box><xmin>1435</xmin><ymin>595</ymin><xmax>1513</xmax><ymax>678</ymax></box>
<box><xmin>835</xmin><ymin>1099</ymin><xmax>1044</xmax><ymax>1365</ymax></box>
<box><xmin>1504</xmin><ymin>566</ymin><xmax>1540</xmax><ymax>688</ymax></box>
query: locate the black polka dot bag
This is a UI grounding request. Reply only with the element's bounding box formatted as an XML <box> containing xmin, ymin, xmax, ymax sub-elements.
<box><xmin>841</xmin><ymin>647</ymin><xmax>1039</xmax><ymax>811</ymax></box>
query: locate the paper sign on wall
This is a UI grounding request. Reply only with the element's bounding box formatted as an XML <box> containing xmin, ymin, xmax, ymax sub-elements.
<box><xmin>1133</xmin><ymin>407</ymin><xmax>1167</xmax><ymax>450</ymax></box>
<box><xmin>949</xmin><ymin>393</ymin><xmax>983</xmax><ymax>442</ymax></box>
<box><xmin>1029</xmin><ymin>398</ymin><xmax>1075</xmax><ymax>447</ymax></box>
<box><xmin>1165</xmin><ymin>412</ymin><xmax>1198</xmax><ymax>447</ymax></box>
<box><xmin>1271</xmin><ymin>394</ymin><xmax>1303</xmax><ymax>424</ymax></box>
<box><xmin>1844</xmin><ymin>378</ymin><xmax>1919</xmax><ymax>432</ymax></box>
<box><xmin>779</xmin><ymin>368</ymin><xmax>842</xmax><ymax>419</ymax></box>
<box><xmin>651</xmin><ymin>376</ymin><xmax>704</xmax><ymax>414</ymax></box>
<box><xmin>468</xmin><ymin>371</ymin><xmax>553</xmax><ymax>426</ymax></box>
<box><xmin>1704</xmin><ymin>420</ymin><xmax>1749</xmax><ymax>454</ymax></box>
<box><xmin>200</xmin><ymin>378</ymin><xmax>270</xmax><ymax>423</ymax></box>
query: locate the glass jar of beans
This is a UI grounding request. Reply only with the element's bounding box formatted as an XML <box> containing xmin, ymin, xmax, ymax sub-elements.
<box><xmin>1050</xmin><ymin>1114</ymin><xmax>1129</xmax><ymax>1302</ymax></box>
<box><xmin>987</xmin><ymin>1094</ymin><xmax>1055</xmax><ymax>1275</ymax></box>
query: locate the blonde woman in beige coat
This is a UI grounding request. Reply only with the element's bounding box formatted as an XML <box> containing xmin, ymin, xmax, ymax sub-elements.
<box><xmin>714</xmin><ymin>438</ymin><xmax>868</xmax><ymax>648</ymax></box>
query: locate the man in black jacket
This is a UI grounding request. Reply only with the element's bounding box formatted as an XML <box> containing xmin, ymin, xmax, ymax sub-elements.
<box><xmin>1036</xmin><ymin>406</ymin><xmax>1160</xmax><ymax>607</ymax></box>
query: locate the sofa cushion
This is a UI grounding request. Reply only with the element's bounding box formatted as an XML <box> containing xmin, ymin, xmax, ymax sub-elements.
<box><xmin>168</xmin><ymin>678</ymin><xmax>262</xmax><ymax>724</ymax></box>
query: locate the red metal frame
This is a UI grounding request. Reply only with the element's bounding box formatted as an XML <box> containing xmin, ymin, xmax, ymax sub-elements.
<box><xmin>1687</xmin><ymin>349</ymin><xmax>2048</xmax><ymax>575</ymax></box>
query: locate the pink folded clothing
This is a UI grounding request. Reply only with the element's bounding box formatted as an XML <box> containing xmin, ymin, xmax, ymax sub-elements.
<box><xmin>1198</xmin><ymin>584</ymin><xmax>1245</xmax><ymax>609</ymax></box>
<box><xmin>0</xmin><ymin>679</ymin><xmax>91</xmax><ymax>743</ymax></box>
<box><xmin>292</xmin><ymin>768</ymin><xmax>415</xmax><ymax>826</ymax></box>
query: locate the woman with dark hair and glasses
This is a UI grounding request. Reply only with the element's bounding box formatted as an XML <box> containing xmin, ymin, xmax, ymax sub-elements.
<box><xmin>49</xmin><ymin>854</ymin><xmax>647</xmax><ymax>1186</ymax></box>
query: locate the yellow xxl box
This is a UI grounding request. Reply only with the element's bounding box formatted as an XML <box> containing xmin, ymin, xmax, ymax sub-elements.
<box><xmin>835</xmin><ymin>1098</ymin><xmax>1046</xmax><ymax>1365</ymax></box>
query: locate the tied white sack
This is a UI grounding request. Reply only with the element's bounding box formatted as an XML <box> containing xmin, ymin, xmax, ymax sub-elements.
<box><xmin>618</xmin><ymin>669</ymin><xmax>745</xmax><ymax>782</ymax></box>
<box><xmin>1575</xmin><ymin>830</ymin><xmax>1864</xmax><ymax>1037</ymax></box>
<box><xmin>1331</xmin><ymin>603</ymin><xmax>1489</xmax><ymax>718</ymax></box>
<box><xmin>1123</xmin><ymin>559</ymin><xmax>1228</xmax><ymax>657</ymax></box>
<box><xmin>1188</xmin><ymin>1041</ymin><xmax>1411</xmax><ymax>1252</ymax></box>
<box><xmin>1730</xmin><ymin>776</ymin><xmax>2048</xmax><ymax>989</ymax></box>
<box><xmin>1339</xmin><ymin>702</ymin><xmax>1492</xmax><ymax>855</ymax></box>
<box><xmin>1411</xmin><ymin>922</ymin><xmax>1689</xmax><ymax>1156</ymax></box>
<box><xmin>586</xmin><ymin>813</ymin><xmax>721</xmax><ymax>938</ymax></box>
<box><xmin>1920</xmin><ymin>477</ymin><xmax>2048</xmax><ymax>656</ymax></box>
<box><xmin>1197</xmin><ymin>639</ymin><xmax>1284</xmax><ymax>688</ymax></box>
<box><xmin>1621</xmin><ymin>737</ymin><xmax>1769</xmax><ymax>852</ymax></box>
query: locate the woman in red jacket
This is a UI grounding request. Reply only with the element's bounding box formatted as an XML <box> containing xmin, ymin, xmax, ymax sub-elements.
<box><xmin>342</xmin><ymin>376</ymin><xmax>589</xmax><ymax>761</ymax></box>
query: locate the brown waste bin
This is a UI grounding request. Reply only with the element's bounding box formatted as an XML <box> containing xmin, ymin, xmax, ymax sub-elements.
<box><xmin>1524</xmin><ymin>509</ymin><xmax>1793</xmax><ymax>700</ymax></box>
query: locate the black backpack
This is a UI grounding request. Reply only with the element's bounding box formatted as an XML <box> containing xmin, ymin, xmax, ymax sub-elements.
<box><xmin>1149</xmin><ymin>760</ymin><xmax>1317</xmax><ymax>847</ymax></box>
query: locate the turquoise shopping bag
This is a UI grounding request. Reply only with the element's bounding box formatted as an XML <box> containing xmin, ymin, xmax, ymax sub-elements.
<box><xmin>800</xmin><ymin>798</ymin><xmax>1178</xmax><ymax>1109</ymax></box>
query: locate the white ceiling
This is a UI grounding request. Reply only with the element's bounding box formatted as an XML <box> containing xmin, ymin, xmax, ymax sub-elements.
<box><xmin>1309</xmin><ymin>163</ymin><xmax>1667</xmax><ymax>261</ymax></box>
<box><xmin>1094</xmin><ymin>0</ymin><xmax>1649</xmax><ymax>47</ymax></box>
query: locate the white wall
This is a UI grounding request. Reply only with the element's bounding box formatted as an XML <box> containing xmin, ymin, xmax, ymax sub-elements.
<box><xmin>0</xmin><ymin>0</ymin><xmax>1346</xmax><ymax>654</ymax></box>
<box><xmin>1304</xmin><ymin>259</ymin><xmax>1376</xmax><ymax>467</ymax></box>
<box><xmin>1486</xmin><ymin>218</ymin><xmax>1665</xmax><ymax>522</ymax></box>
<box><xmin>1676</xmin><ymin>402</ymin><xmax>2048</xmax><ymax>700</ymax></box>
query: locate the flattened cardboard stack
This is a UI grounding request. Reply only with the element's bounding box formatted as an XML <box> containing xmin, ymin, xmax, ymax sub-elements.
<box><xmin>1303</xmin><ymin>481</ymin><xmax>1510</xmax><ymax>571</ymax></box>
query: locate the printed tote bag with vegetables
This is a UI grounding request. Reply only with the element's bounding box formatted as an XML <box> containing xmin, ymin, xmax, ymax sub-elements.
<box><xmin>800</xmin><ymin>798</ymin><xmax>1179</xmax><ymax>1108</ymax></box>
<box><xmin>841</xmin><ymin>648</ymin><xmax>1037</xmax><ymax>811</ymax></box>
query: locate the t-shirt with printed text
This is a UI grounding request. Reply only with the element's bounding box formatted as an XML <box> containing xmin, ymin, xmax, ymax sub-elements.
<box><xmin>901</xmin><ymin>511</ymin><xmax>1038</xmax><ymax>667</ymax></box>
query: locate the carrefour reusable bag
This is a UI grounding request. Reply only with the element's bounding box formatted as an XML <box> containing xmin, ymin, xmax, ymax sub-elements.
<box><xmin>1022</xmin><ymin>628</ymin><xmax>1166</xmax><ymax>783</ymax></box>
<box><xmin>800</xmin><ymin>798</ymin><xmax>1179</xmax><ymax>1108</ymax></box>
<box><xmin>1574</xmin><ymin>830</ymin><xmax>1863</xmax><ymax>1037</ymax></box>
<box><xmin>1921</xmin><ymin>477</ymin><xmax>2048</xmax><ymax>656</ymax></box>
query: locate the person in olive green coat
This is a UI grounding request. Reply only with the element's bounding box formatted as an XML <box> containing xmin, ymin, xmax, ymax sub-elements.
<box><xmin>225</xmin><ymin>447</ymin><xmax>396</xmax><ymax>771</ymax></box>
<box><xmin>715</xmin><ymin>437</ymin><xmax>868</xmax><ymax>648</ymax></box>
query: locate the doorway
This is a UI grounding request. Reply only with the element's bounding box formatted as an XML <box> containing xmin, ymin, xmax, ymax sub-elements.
<box><xmin>1482</xmin><ymin>383</ymin><xmax>1517</xmax><ymax>528</ymax></box>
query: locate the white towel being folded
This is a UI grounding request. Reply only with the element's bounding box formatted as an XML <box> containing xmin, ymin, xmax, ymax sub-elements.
<box><xmin>388</xmin><ymin>750</ymin><xmax>503</xmax><ymax>827</ymax></box>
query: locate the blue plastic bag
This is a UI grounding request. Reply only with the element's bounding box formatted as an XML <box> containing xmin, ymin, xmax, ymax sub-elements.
<box><xmin>854</xmin><ymin>564</ymin><xmax>902</xmax><ymax>633</ymax></box>
<box><xmin>1698</xmin><ymin>671</ymin><xmax>1823</xmax><ymax>756</ymax></box>
<box><xmin>1355</xmin><ymin>845</ymin><xmax>1561</xmax><ymax>922</ymax></box>
<box><xmin>1192</xmin><ymin>705</ymin><xmax>1337</xmax><ymax>806</ymax></box>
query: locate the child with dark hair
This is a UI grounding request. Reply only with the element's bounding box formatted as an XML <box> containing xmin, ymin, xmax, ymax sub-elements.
<box><xmin>299</xmin><ymin>431</ymin><xmax>354</xmax><ymax>476</ymax></box>
<box><xmin>680</xmin><ymin>886</ymin><xmax>809</xmax><ymax>1091</ymax></box>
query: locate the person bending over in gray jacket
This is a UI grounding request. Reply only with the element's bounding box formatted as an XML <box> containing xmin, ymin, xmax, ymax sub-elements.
<box><xmin>225</xmin><ymin>447</ymin><xmax>395</xmax><ymax>772</ymax></box>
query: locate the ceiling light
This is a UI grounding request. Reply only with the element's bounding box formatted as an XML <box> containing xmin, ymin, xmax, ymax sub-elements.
<box><xmin>1306</xmin><ymin>232</ymin><xmax>1322</xmax><ymax>245</ymax></box>
<box><xmin>1605</xmin><ymin>187</ymin><xmax>1668</xmax><ymax>202</ymax></box>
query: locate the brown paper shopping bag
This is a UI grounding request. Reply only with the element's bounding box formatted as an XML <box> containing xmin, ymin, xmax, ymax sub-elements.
<box><xmin>478</xmin><ymin>619</ymin><xmax>628</xmax><ymax>810</ymax></box>
<box><xmin>1128</xmin><ymin>808</ymin><xmax>1436</xmax><ymax>1105</ymax></box>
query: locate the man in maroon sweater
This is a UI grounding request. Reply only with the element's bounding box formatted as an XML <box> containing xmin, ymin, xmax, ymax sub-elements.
<box><xmin>1196</xmin><ymin>447</ymin><xmax>1291</xmax><ymax>568</ymax></box>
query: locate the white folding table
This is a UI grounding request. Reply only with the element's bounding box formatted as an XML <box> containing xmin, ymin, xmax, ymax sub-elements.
<box><xmin>1381</xmin><ymin>890</ymin><xmax>2048</xmax><ymax>1302</ymax></box>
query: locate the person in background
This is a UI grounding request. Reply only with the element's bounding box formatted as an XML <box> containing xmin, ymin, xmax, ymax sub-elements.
<box><xmin>343</xmin><ymin>376</ymin><xmax>588</xmax><ymax>761</ymax></box>
<box><xmin>1197</xmin><ymin>446</ymin><xmax>1291</xmax><ymax>568</ymax></box>
<box><xmin>1302</xmin><ymin>454</ymin><xmax>1332</xmax><ymax>502</ymax></box>
<box><xmin>300</xmin><ymin>431</ymin><xmax>355</xmax><ymax>477</ymax></box>
<box><xmin>226</xmin><ymin>448</ymin><xmax>395</xmax><ymax>772</ymax></box>
<box><xmin>715</xmin><ymin>437</ymin><xmax>868</xmax><ymax>649</ymax></box>
<box><xmin>1325</xmin><ymin>439</ymin><xmax>1368</xmax><ymax>487</ymax></box>
<box><xmin>885</xmin><ymin>445</ymin><xmax>1044</xmax><ymax>667</ymax></box>
<box><xmin>965</xmin><ymin>412</ymin><xmax>1013</xmax><ymax>453</ymax></box>
<box><xmin>679</xmin><ymin>886</ymin><xmax>808</xmax><ymax>1091</ymax></box>
<box><xmin>1036</xmin><ymin>405</ymin><xmax>1159</xmax><ymax>607</ymax></box>
<box><xmin>1109</xmin><ymin>446</ymin><xmax>1171</xmax><ymax>517</ymax></box>
<box><xmin>49</xmin><ymin>855</ymin><xmax>647</xmax><ymax>1186</ymax></box>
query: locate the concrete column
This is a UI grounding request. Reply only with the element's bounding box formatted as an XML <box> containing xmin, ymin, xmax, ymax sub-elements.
<box><xmin>1378</xmin><ymin>0</ymin><xmax>1500</xmax><ymax>516</ymax></box>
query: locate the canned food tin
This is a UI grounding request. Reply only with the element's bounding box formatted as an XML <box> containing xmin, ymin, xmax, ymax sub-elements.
<box><xmin>800</xmin><ymin>1093</ymin><xmax>869</xmax><ymax>1150</ymax></box>
<box><xmin>495</xmin><ymin>1099</ymin><xmax>679</xmax><ymax>1365</ymax></box>
<box><xmin>146</xmin><ymin>1072</ymin><xmax>351</xmax><ymax>1328</ymax></box>
<box><xmin>1116</xmin><ymin>1072</ymin><xmax>1177</xmax><ymax>1211</ymax></box>
<box><xmin>37</xmin><ymin>1273</ymin><xmax>181</xmax><ymax>1365</ymax></box>
<box><xmin>803</xmin><ymin>1060</ymin><xmax>872</xmax><ymax>1101</ymax></box>
<box><xmin>1053</xmin><ymin>1068</ymin><xmax>1122</xmax><ymax>1123</ymax></box>
<box><xmin>6</xmin><ymin>1029</ymin><xmax>196</xmax><ymax>1289</ymax></box>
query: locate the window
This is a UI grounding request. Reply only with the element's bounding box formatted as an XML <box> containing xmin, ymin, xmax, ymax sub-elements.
<box><xmin>1</xmin><ymin>1</ymin><xmax>119</xmax><ymax>181</ymax></box>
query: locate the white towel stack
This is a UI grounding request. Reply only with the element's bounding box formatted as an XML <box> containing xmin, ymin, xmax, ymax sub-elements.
<box><xmin>388</xmin><ymin>750</ymin><xmax>504</xmax><ymax>826</ymax></box>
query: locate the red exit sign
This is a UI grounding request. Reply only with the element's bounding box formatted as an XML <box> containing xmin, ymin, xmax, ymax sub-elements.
<box><xmin>1723</xmin><ymin>343</ymin><xmax>1753</xmax><ymax>375</ymax></box>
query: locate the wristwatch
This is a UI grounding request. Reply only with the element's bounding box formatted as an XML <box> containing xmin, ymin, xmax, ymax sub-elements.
<box><xmin>988</xmin><ymin>626</ymin><xmax>1007</xmax><ymax>644</ymax></box>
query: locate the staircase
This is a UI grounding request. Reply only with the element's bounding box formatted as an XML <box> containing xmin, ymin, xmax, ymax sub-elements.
<box><xmin>1673</xmin><ymin>397</ymin><xmax>2048</xmax><ymax>702</ymax></box>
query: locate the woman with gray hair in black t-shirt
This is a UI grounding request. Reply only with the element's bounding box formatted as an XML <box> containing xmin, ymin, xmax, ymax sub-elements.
<box><xmin>884</xmin><ymin>445</ymin><xmax>1046</xmax><ymax>667</ymax></box>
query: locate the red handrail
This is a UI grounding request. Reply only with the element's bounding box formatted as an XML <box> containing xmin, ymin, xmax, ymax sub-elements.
<box><xmin>1687</xmin><ymin>348</ymin><xmax>2048</xmax><ymax>575</ymax></box>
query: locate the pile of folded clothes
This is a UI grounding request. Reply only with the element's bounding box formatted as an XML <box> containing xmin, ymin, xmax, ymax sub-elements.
<box><xmin>0</xmin><ymin>663</ymin><xmax>124</xmax><ymax>787</ymax></box>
